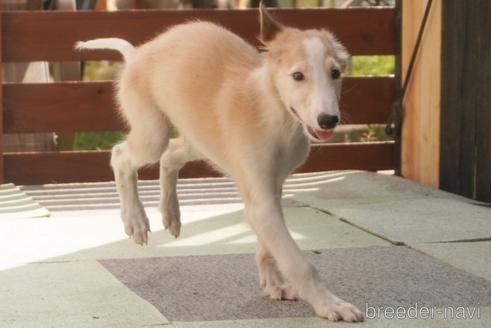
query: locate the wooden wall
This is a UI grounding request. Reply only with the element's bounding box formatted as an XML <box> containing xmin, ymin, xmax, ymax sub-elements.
<box><xmin>0</xmin><ymin>8</ymin><xmax>397</xmax><ymax>184</ymax></box>
<box><xmin>402</xmin><ymin>0</ymin><xmax>490</xmax><ymax>202</ymax></box>
<box><xmin>440</xmin><ymin>0</ymin><xmax>491</xmax><ymax>202</ymax></box>
<box><xmin>401</xmin><ymin>0</ymin><xmax>442</xmax><ymax>188</ymax></box>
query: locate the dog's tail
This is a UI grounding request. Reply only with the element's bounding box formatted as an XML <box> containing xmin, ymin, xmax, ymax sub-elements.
<box><xmin>75</xmin><ymin>38</ymin><xmax>136</xmax><ymax>62</ymax></box>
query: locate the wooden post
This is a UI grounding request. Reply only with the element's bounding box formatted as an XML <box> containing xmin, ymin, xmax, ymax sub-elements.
<box><xmin>440</xmin><ymin>0</ymin><xmax>490</xmax><ymax>202</ymax></box>
<box><xmin>0</xmin><ymin>13</ymin><xmax>4</xmax><ymax>184</ymax></box>
<box><xmin>401</xmin><ymin>0</ymin><xmax>442</xmax><ymax>188</ymax></box>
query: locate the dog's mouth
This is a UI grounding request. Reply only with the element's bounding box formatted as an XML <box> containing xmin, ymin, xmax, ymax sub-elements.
<box><xmin>306</xmin><ymin>126</ymin><xmax>334</xmax><ymax>141</ymax></box>
<box><xmin>289</xmin><ymin>107</ymin><xmax>335</xmax><ymax>142</ymax></box>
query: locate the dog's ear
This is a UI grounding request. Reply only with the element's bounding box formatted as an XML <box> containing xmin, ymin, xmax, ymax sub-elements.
<box><xmin>259</xmin><ymin>3</ymin><xmax>283</xmax><ymax>44</ymax></box>
<box><xmin>333</xmin><ymin>40</ymin><xmax>350</xmax><ymax>71</ymax></box>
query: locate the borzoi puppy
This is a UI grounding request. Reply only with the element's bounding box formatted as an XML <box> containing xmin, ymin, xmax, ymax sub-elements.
<box><xmin>76</xmin><ymin>5</ymin><xmax>363</xmax><ymax>322</ymax></box>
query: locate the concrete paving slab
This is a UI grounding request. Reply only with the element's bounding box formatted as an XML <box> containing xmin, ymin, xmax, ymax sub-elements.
<box><xmin>292</xmin><ymin>172</ymin><xmax>490</xmax><ymax>244</ymax></box>
<box><xmin>414</xmin><ymin>241</ymin><xmax>491</xmax><ymax>280</ymax></box>
<box><xmin>100</xmin><ymin>246</ymin><xmax>489</xmax><ymax>321</ymax></box>
<box><xmin>153</xmin><ymin>207</ymin><xmax>388</xmax><ymax>257</ymax></box>
<box><xmin>1</xmin><ymin>172</ymin><xmax>489</xmax><ymax>328</ymax></box>
<box><xmin>298</xmin><ymin>197</ymin><xmax>490</xmax><ymax>244</ymax></box>
<box><xmin>173</xmin><ymin>307</ymin><xmax>490</xmax><ymax>328</ymax></box>
<box><xmin>0</xmin><ymin>204</ymin><xmax>244</xmax><ymax>270</ymax></box>
<box><xmin>2</xmin><ymin>207</ymin><xmax>386</xmax><ymax>265</ymax></box>
<box><xmin>0</xmin><ymin>261</ymin><xmax>168</xmax><ymax>328</ymax></box>
<box><xmin>293</xmin><ymin>171</ymin><xmax>476</xmax><ymax>204</ymax></box>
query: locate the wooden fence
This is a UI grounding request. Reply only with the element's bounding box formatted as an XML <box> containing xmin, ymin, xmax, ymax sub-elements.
<box><xmin>0</xmin><ymin>8</ymin><xmax>398</xmax><ymax>184</ymax></box>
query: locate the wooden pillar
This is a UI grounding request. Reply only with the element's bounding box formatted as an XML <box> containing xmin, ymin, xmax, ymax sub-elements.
<box><xmin>0</xmin><ymin>13</ymin><xmax>4</xmax><ymax>184</ymax></box>
<box><xmin>401</xmin><ymin>0</ymin><xmax>442</xmax><ymax>188</ymax></box>
<box><xmin>440</xmin><ymin>0</ymin><xmax>490</xmax><ymax>202</ymax></box>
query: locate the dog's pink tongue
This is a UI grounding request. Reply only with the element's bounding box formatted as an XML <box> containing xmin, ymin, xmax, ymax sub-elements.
<box><xmin>315</xmin><ymin>130</ymin><xmax>334</xmax><ymax>140</ymax></box>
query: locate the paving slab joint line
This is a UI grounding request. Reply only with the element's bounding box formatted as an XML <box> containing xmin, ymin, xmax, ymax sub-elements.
<box><xmin>30</xmin><ymin>259</ymin><xmax>78</xmax><ymax>265</ymax></box>
<box><xmin>469</xmin><ymin>201</ymin><xmax>491</xmax><ymax>208</ymax></box>
<box><xmin>337</xmin><ymin>216</ymin><xmax>407</xmax><ymax>246</ymax></box>
<box><xmin>427</xmin><ymin>237</ymin><xmax>491</xmax><ymax>244</ymax></box>
<box><xmin>404</xmin><ymin>243</ymin><xmax>479</xmax><ymax>268</ymax></box>
<box><xmin>142</xmin><ymin>323</ymin><xmax>174</xmax><ymax>327</ymax></box>
<box><xmin>309</xmin><ymin>206</ymin><xmax>404</xmax><ymax>246</ymax></box>
<box><xmin>310</xmin><ymin>205</ymin><xmax>405</xmax><ymax>245</ymax></box>
<box><xmin>397</xmin><ymin>239</ymin><xmax>492</xmax><ymax>276</ymax></box>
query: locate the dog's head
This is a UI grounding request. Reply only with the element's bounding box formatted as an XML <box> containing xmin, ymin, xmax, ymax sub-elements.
<box><xmin>259</xmin><ymin>5</ymin><xmax>349</xmax><ymax>142</ymax></box>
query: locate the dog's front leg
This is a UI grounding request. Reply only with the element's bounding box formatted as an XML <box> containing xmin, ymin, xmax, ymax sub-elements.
<box><xmin>243</xmin><ymin>189</ymin><xmax>363</xmax><ymax>322</ymax></box>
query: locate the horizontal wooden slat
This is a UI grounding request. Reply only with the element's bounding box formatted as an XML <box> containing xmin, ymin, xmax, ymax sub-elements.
<box><xmin>4</xmin><ymin>77</ymin><xmax>395</xmax><ymax>133</ymax></box>
<box><xmin>4</xmin><ymin>81</ymin><xmax>123</xmax><ymax>133</ymax></box>
<box><xmin>4</xmin><ymin>142</ymin><xmax>394</xmax><ymax>184</ymax></box>
<box><xmin>340</xmin><ymin>76</ymin><xmax>395</xmax><ymax>124</ymax></box>
<box><xmin>2</xmin><ymin>8</ymin><xmax>395</xmax><ymax>62</ymax></box>
<box><xmin>299</xmin><ymin>141</ymin><xmax>394</xmax><ymax>172</ymax></box>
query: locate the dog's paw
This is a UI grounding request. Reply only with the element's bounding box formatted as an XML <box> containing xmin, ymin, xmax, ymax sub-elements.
<box><xmin>280</xmin><ymin>285</ymin><xmax>298</xmax><ymax>300</ymax></box>
<box><xmin>263</xmin><ymin>284</ymin><xmax>298</xmax><ymax>301</ymax></box>
<box><xmin>159</xmin><ymin>202</ymin><xmax>181</xmax><ymax>238</ymax></box>
<box><xmin>164</xmin><ymin>214</ymin><xmax>181</xmax><ymax>238</ymax></box>
<box><xmin>260</xmin><ymin>270</ymin><xmax>298</xmax><ymax>301</ymax></box>
<box><xmin>122</xmin><ymin>207</ymin><xmax>150</xmax><ymax>246</ymax></box>
<box><xmin>315</xmin><ymin>301</ymin><xmax>364</xmax><ymax>322</ymax></box>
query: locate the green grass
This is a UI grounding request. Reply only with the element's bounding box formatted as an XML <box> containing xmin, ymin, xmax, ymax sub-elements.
<box><xmin>343</xmin><ymin>55</ymin><xmax>395</xmax><ymax>143</ymax></box>
<box><xmin>73</xmin><ymin>131</ymin><xmax>125</xmax><ymax>151</ymax></box>
<box><xmin>348</xmin><ymin>55</ymin><xmax>395</xmax><ymax>76</ymax></box>
<box><xmin>70</xmin><ymin>61</ymin><xmax>125</xmax><ymax>151</ymax></box>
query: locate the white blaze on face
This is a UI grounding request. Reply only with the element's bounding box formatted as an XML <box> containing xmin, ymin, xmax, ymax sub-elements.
<box><xmin>303</xmin><ymin>37</ymin><xmax>339</xmax><ymax>128</ymax></box>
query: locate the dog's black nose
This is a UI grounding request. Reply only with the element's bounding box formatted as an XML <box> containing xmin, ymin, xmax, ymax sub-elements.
<box><xmin>317</xmin><ymin>114</ymin><xmax>339</xmax><ymax>130</ymax></box>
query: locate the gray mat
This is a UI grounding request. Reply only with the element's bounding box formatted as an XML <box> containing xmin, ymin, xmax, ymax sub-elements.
<box><xmin>99</xmin><ymin>246</ymin><xmax>490</xmax><ymax>321</ymax></box>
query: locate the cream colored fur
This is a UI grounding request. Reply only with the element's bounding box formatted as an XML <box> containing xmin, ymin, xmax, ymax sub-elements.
<box><xmin>75</xmin><ymin>6</ymin><xmax>363</xmax><ymax>322</ymax></box>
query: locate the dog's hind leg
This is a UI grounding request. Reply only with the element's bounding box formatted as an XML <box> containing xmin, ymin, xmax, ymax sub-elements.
<box><xmin>256</xmin><ymin>242</ymin><xmax>298</xmax><ymax>300</ymax></box>
<box><xmin>111</xmin><ymin>98</ymin><xmax>170</xmax><ymax>245</ymax></box>
<box><xmin>159</xmin><ymin>138</ymin><xmax>202</xmax><ymax>238</ymax></box>
<box><xmin>256</xmin><ymin>180</ymin><xmax>298</xmax><ymax>301</ymax></box>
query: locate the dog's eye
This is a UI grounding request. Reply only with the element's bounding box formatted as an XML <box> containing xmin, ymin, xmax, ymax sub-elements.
<box><xmin>292</xmin><ymin>72</ymin><xmax>304</xmax><ymax>81</ymax></box>
<box><xmin>331</xmin><ymin>68</ymin><xmax>341</xmax><ymax>79</ymax></box>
